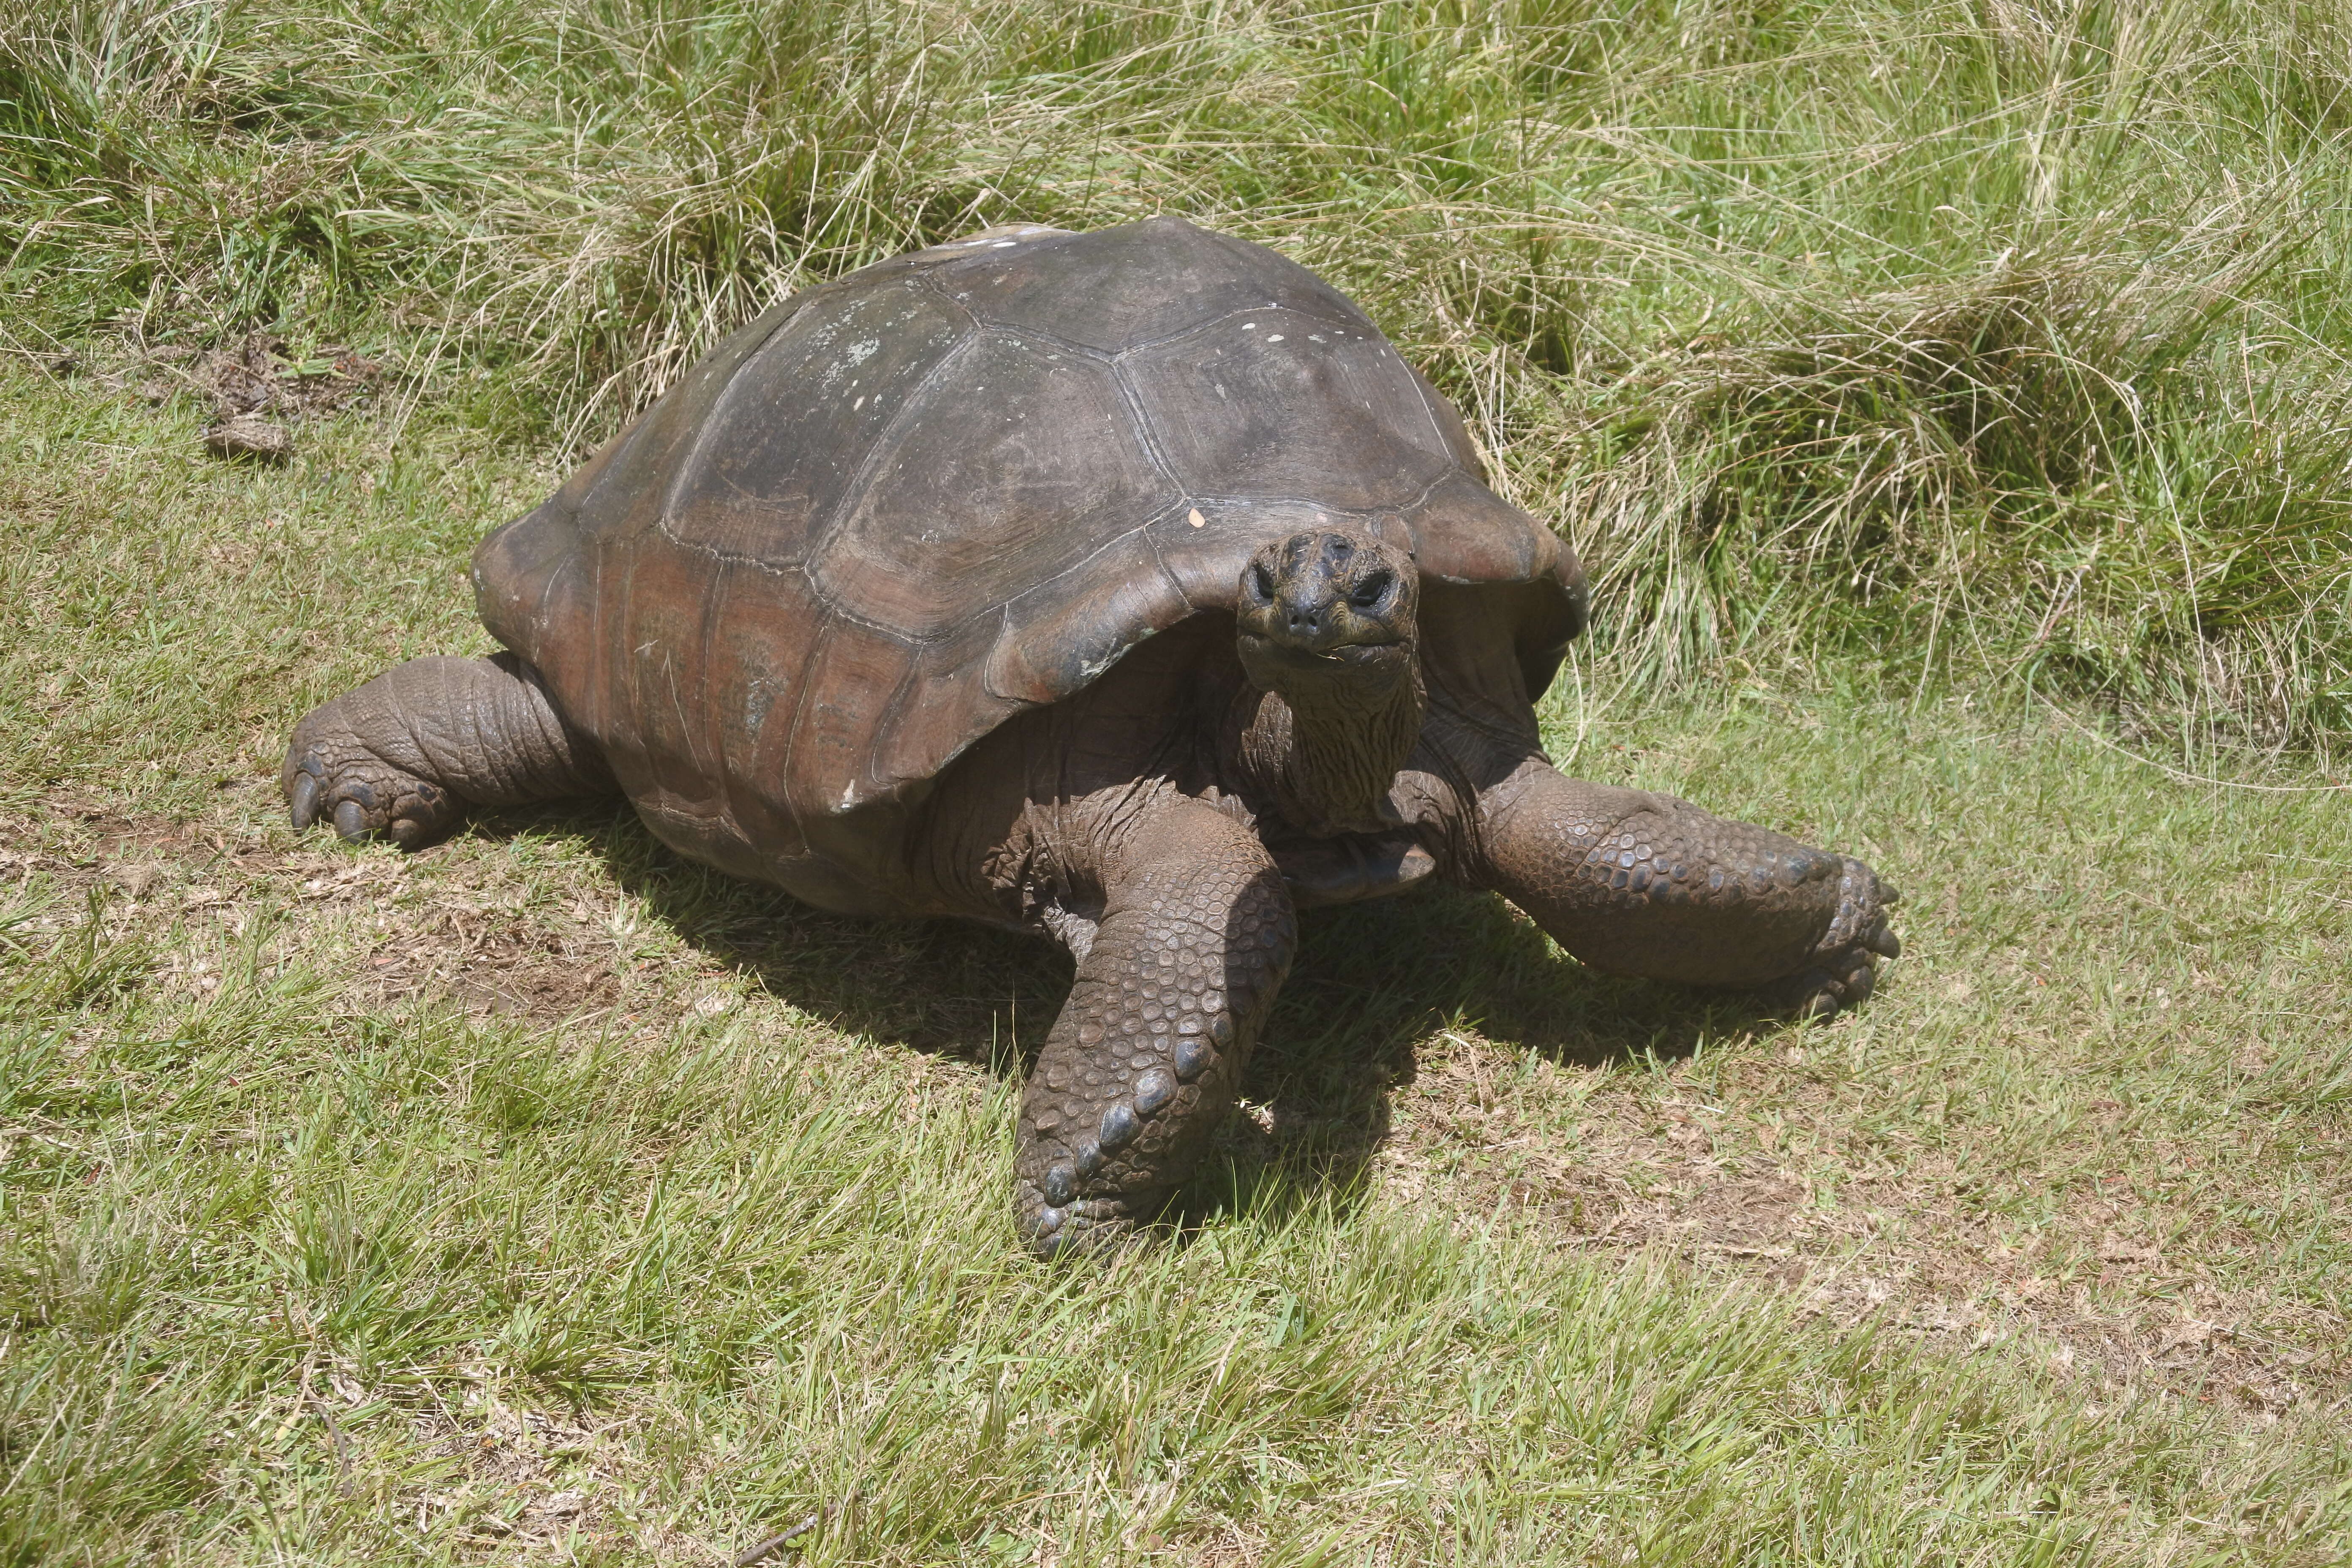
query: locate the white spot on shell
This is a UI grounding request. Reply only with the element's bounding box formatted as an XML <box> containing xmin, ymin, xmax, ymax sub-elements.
<box><xmin>1187</xmin><ymin>508</ymin><xmax>1206</xmax><ymax>528</ymax></box>
<box><xmin>1241</xmin><ymin>322</ymin><xmax>1256</xmax><ymax>330</ymax></box>
<box><xmin>1267</xmin><ymin>335</ymin><xmax>1284</xmax><ymax>343</ymax></box>
<box><xmin>853</xmin><ymin>395</ymin><xmax>865</xmax><ymax>410</ymax></box>
<box><xmin>845</xmin><ymin>339</ymin><xmax>878</xmax><ymax>365</ymax></box>
<box><xmin>993</xmin><ymin>240</ymin><xmax>1018</xmax><ymax>247</ymax></box>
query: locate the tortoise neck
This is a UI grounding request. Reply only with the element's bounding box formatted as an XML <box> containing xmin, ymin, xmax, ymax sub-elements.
<box><xmin>1231</xmin><ymin>652</ymin><xmax>1426</xmax><ymax>838</ymax></box>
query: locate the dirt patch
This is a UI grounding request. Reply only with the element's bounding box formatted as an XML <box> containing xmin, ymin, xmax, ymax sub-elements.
<box><xmin>295</xmin><ymin>1368</ymin><xmax>629</xmax><ymax>1556</ymax></box>
<box><xmin>1370</xmin><ymin>1034</ymin><xmax>2345</xmax><ymax>1419</ymax></box>
<box><xmin>4</xmin><ymin>799</ymin><xmax>629</xmax><ymax>1028</ymax></box>
<box><xmin>348</xmin><ymin>911</ymin><xmax>626</xmax><ymax>1023</ymax></box>
<box><xmin>65</xmin><ymin>330</ymin><xmax>382</xmax><ymax>459</ymax></box>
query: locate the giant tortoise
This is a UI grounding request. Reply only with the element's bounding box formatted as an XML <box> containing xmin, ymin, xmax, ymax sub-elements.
<box><xmin>285</xmin><ymin>217</ymin><xmax>1900</xmax><ymax>1257</ymax></box>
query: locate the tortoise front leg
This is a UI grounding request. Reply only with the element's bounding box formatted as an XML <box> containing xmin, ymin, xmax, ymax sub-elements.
<box><xmin>1016</xmin><ymin>800</ymin><xmax>1296</xmax><ymax>1259</ymax></box>
<box><xmin>1473</xmin><ymin>759</ymin><xmax>1899</xmax><ymax>1016</ymax></box>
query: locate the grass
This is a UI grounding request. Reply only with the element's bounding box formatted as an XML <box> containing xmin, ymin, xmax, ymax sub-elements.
<box><xmin>6</xmin><ymin>364</ymin><xmax>2352</xmax><ymax>1562</ymax></box>
<box><xmin>7</xmin><ymin>0</ymin><xmax>2352</xmax><ymax>1560</ymax></box>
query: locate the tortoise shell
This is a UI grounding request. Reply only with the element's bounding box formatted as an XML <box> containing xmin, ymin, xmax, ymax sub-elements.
<box><xmin>474</xmin><ymin>217</ymin><xmax>1584</xmax><ymax>899</ymax></box>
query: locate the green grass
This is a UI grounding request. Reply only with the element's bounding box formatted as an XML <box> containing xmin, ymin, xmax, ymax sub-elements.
<box><xmin>9</xmin><ymin>0</ymin><xmax>2352</xmax><ymax>1560</ymax></box>
<box><xmin>5</xmin><ymin>364</ymin><xmax>2352</xmax><ymax>1562</ymax></box>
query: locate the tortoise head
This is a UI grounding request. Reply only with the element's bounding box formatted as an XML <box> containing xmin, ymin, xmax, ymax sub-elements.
<box><xmin>1235</xmin><ymin>531</ymin><xmax>1419</xmax><ymax>697</ymax></box>
<box><xmin>1231</xmin><ymin>531</ymin><xmax>1424</xmax><ymax>836</ymax></box>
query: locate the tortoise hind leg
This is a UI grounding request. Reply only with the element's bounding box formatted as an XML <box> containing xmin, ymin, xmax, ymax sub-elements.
<box><xmin>283</xmin><ymin>653</ymin><xmax>614</xmax><ymax>849</ymax></box>
<box><xmin>1016</xmin><ymin>799</ymin><xmax>1296</xmax><ymax>1260</ymax></box>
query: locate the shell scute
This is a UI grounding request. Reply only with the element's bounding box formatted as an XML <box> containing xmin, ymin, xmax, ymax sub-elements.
<box><xmin>702</xmin><ymin>560</ymin><xmax>822</xmax><ymax>861</ymax></box>
<box><xmin>604</xmin><ymin>533</ymin><xmax>726</xmax><ymax>813</ymax></box>
<box><xmin>662</xmin><ymin>276</ymin><xmax>972</xmax><ymax>567</ymax></box>
<box><xmin>939</xmin><ymin>217</ymin><xmax>1364</xmax><ymax>353</ymax></box>
<box><xmin>985</xmin><ymin>528</ymin><xmax>1192</xmax><ymax>707</ymax></box>
<box><xmin>1124</xmin><ymin>307</ymin><xmax>1455</xmax><ymax>510</ymax></box>
<box><xmin>812</xmin><ymin>330</ymin><xmax>1177</xmax><ymax>640</ymax></box>
<box><xmin>784</xmin><ymin>609</ymin><xmax>918</xmax><ymax>817</ymax></box>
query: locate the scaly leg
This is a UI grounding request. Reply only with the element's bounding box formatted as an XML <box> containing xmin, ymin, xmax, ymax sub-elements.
<box><xmin>1015</xmin><ymin>800</ymin><xmax>1296</xmax><ymax>1259</ymax></box>
<box><xmin>1475</xmin><ymin>759</ymin><xmax>1899</xmax><ymax>1015</ymax></box>
<box><xmin>283</xmin><ymin>654</ymin><xmax>614</xmax><ymax>848</ymax></box>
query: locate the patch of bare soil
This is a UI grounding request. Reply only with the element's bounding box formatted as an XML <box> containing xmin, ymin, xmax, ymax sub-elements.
<box><xmin>297</xmin><ymin>1367</ymin><xmax>627</xmax><ymax>1555</ymax></box>
<box><xmin>342</xmin><ymin>901</ymin><xmax>626</xmax><ymax>1022</ymax></box>
<box><xmin>64</xmin><ymin>330</ymin><xmax>381</xmax><ymax>459</ymax></box>
<box><xmin>1373</xmin><ymin>1036</ymin><xmax>2345</xmax><ymax>1420</ymax></box>
<box><xmin>3</xmin><ymin>796</ymin><xmax>627</xmax><ymax>1027</ymax></box>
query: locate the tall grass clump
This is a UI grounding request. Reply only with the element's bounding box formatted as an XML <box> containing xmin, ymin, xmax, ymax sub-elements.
<box><xmin>9</xmin><ymin>0</ymin><xmax>2352</xmax><ymax>751</ymax></box>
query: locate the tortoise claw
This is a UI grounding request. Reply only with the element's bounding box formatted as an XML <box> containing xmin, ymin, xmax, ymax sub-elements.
<box><xmin>1758</xmin><ymin>936</ymin><xmax>1886</xmax><ymax>1020</ymax></box>
<box><xmin>1769</xmin><ymin>858</ymin><xmax>1902</xmax><ymax>1013</ymax></box>
<box><xmin>1017</xmin><ymin>1180</ymin><xmax>1159</xmax><ymax>1263</ymax></box>
<box><xmin>288</xmin><ymin>768</ymin><xmax>321</xmax><ymax>830</ymax></box>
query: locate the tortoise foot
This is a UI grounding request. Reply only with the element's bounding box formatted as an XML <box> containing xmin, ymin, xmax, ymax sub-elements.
<box><xmin>281</xmin><ymin>656</ymin><xmax>615</xmax><ymax>851</ymax></box>
<box><xmin>1014</xmin><ymin>1179</ymin><xmax>1161</xmax><ymax>1262</ymax></box>
<box><xmin>1759</xmin><ymin>858</ymin><xmax>1900</xmax><ymax>1018</ymax></box>
<box><xmin>284</xmin><ymin>710</ymin><xmax>464</xmax><ymax>850</ymax></box>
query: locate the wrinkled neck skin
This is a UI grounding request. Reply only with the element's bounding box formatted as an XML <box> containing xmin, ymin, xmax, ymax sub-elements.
<box><xmin>1230</xmin><ymin>646</ymin><xmax>1427</xmax><ymax>838</ymax></box>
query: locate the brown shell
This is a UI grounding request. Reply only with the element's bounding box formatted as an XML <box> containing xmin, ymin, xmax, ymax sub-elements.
<box><xmin>474</xmin><ymin>218</ymin><xmax>1584</xmax><ymax>890</ymax></box>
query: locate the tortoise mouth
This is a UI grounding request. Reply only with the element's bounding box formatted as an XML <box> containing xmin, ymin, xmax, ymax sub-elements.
<box><xmin>1236</xmin><ymin>629</ymin><xmax>1405</xmax><ymax>667</ymax></box>
<box><xmin>1235</xmin><ymin>627</ymin><xmax>1418</xmax><ymax>708</ymax></box>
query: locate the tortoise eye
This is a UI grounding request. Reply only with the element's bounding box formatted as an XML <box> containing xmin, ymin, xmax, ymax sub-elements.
<box><xmin>1350</xmin><ymin>571</ymin><xmax>1393</xmax><ymax>610</ymax></box>
<box><xmin>1249</xmin><ymin>563</ymin><xmax>1275</xmax><ymax>602</ymax></box>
